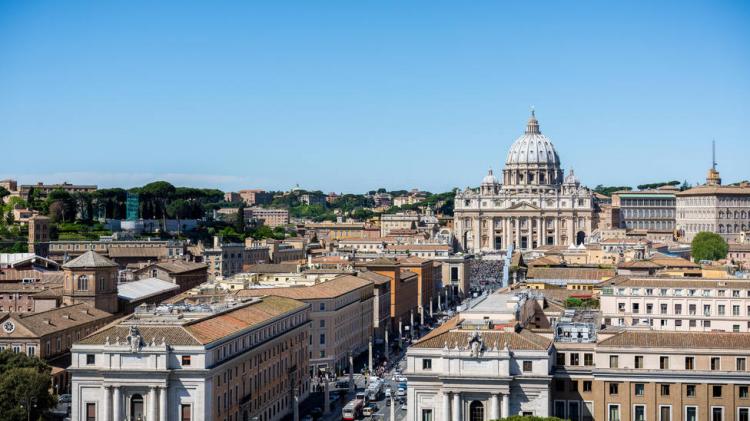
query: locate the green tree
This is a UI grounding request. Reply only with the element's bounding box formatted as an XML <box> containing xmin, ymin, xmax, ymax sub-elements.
<box><xmin>0</xmin><ymin>187</ymin><xmax>9</xmax><ymax>200</ymax></box>
<box><xmin>691</xmin><ymin>231</ymin><xmax>728</xmax><ymax>262</ymax></box>
<box><xmin>0</xmin><ymin>350</ymin><xmax>56</xmax><ymax>421</ymax></box>
<box><xmin>235</xmin><ymin>204</ymin><xmax>246</xmax><ymax>233</ymax></box>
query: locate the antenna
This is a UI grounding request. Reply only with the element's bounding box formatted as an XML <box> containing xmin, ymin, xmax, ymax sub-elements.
<box><xmin>712</xmin><ymin>139</ymin><xmax>717</xmax><ymax>171</ymax></box>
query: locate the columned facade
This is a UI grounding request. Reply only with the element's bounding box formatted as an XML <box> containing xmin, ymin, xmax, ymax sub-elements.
<box><xmin>454</xmin><ymin>111</ymin><xmax>595</xmax><ymax>253</ymax></box>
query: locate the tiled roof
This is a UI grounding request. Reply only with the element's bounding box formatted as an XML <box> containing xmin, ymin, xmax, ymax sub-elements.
<box><xmin>386</xmin><ymin>244</ymin><xmax>450</xmax><ymax>251</ymax></box>
<box><xmin>62</xmin><ymin>251</ymin><xmax>118</xmax><ymax>268</ymax></box>
<box><xmin>676</xmin><ymin>185</ymin><xmax>750</xmax><ymax>196</ymax></box>
<box><xmin>11</xmin><ymin>303</ymin><xmax>112</xmax><ymax>336</ymax></box>
<box><xmin>729</xmin><ymin>244</ymin><xmax>750</xmax><ymax>252</ymax></box>
<box><xmin>650</xmin><ymin>256</ymin><xmax>699</xmax><ymax>268</ymax></box>
<box><xmin>78</xmin><ymin>324</ymin><xmax>202</xmax><ymax>346</ymax></box>
<box><xmin>397</xmin><ymin>256</ymin><xmax>431</xmax><ymax>265</ymax></box>
<box><xmin>599</xmin><ymin>330</ymin><xmax>750</xmax><ymax>350</ymax></box>
<box><xmin>185</xmin><ymin>296</ymin><xmax>307</xmax><ymax>344</ymax></box>
<box><xmin>151</xmin><ymin>261</ymin><xmax>207</xmax><ymax>274</ymax></box>
<box><xmin>601</xmin><ymin>275</ymin><xmax>750</xmax><ymax>289</ymax></box>
<box><xmin>527</xmin><ymin>267</ymin><xmax>615</xmax><ymax>280</ymax></box>
<box><xmin>107</xmin><ymin>247</ymin><xmax>166</xmax><ymax>258</ymax></box>
<box><xmin>356</xmin><ymin>270</ymin><xmax>391</xmax><ymax>286</ymax></box>
<box><xmin>244</xmin><ymin>263</ymin><xmax>299</xmax><ymax>273</ymax></box>
<box><xmin>412</xmin><ymin>328</ymin><xmax>551</xmax><ymax>351</ymax></box>
<box><xmin>0</xmin><ymin>269</ymin><xmax>63</xmax><ymax>283</ymax></box>
<box><xmin>617</xmin><ymin>260</ymin><xmax>663</xmax><ymax>269</ymax></box>
<box><xmin>236</xmin><ymin>275</ymin><xmax>373</xmax><ymax>300</ymax></box>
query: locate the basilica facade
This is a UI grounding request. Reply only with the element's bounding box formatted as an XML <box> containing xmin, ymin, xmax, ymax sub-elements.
<box><xmin>454</xmin><ymin>111</ymin><xmax>595</xmax><ymax>253</ymax></box>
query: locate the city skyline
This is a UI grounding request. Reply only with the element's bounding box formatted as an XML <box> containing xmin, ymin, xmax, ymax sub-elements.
<box><xmin>2</xmin><ymin>1</ymin><xmax>749</xmax><ymax>192</ymax></box>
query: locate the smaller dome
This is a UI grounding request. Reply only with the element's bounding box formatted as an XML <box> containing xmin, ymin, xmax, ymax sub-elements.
<box><xmin>564</xmin><ymin>169</ymin><xmax>580</xmax><ymax>185</ymax></box>
<box><xmin>482</xmin><ymin>169</ymin><xmax>499</xmax><ymax>185</ymax></box>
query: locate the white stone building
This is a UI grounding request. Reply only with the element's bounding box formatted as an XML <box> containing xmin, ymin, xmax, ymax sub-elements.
<box><xmin>69</xmin><ymin>296</ymin><xmax>310</xmax><ymax>421</ymax></box>
<box><xmin>454</xmin><ymin>111</ymin><xmax>595</xmax><ymax>253</ymax></box>
<box><xmin>404</xmin><ymin>291</ymin><xmax>553</xmax><ymax>421</ymax></box>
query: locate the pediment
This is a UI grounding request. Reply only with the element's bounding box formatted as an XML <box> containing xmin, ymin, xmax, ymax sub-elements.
<box><xmin>0</xmin><ymin>316</ymin><xmax>37</xmax><ymax>338</ymax></box>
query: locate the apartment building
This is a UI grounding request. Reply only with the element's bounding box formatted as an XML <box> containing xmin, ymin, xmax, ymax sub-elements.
<box><xmin>380</xmin><ymin>212</ymin><xmax>419</xmax><ymax>237</ymax></box>
<box><xmin>70</xmin><ymin>296</ymin><xmax>310</xmax><ymax>421</ymax></box>
<box><xmin>236</xmin><ymin>275</ymin><xmax>374</xmax><ymax>375</ymax></box>
<box><xmin>47</xmin><ymin>239</ymin><xmax>186</xmax><ymax>266</ymax></box>
<box><xmin>238</xmin><ymin>189</ymin><xmax>272</xmax><ymax>206</ymax></box>
<box><xmin>676</xmin><ymin>178</ymin><xmax>750</xmax><ymax>244</ymax></box>
<box><xmin>203</xmin><ymin>238</ymin><xmax>245</xmax><ymax>280</ymax></box>
<box><xmin>356</xmin><ymin>258</ymin><xmax>419</xmax><ymax>333</ymax></box>
<box><xmin>245</xmin><ymin>208</ymin><xmax>289</xmax><ymax>228</ymax></box>
<box><xmin>600</xmin><ymin>276</ymin><xmax>750</xmax><ymax>332</ymax></box>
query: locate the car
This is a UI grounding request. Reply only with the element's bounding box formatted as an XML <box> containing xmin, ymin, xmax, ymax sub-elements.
<box><xmin>385</xmin><ymin>399</ymin><xmax>391</xmax><ymax>407</ymax></box>
<box><xmin>397</xmin><ymin>387</ymin><xmax>406</xmax><ymax>397</ymax></box>
<box><xmin>58</xmin><ymin>394</ymin><xmax>72</xmax><ymax>404</ymax></box>
<box><xmin>396</xmin><ymin>375</ymin><xmax>408</xmax><ymax>383</ymax></box>
<box><xmin>363</xmin><ymin>406</ymin><xmax>375</xmax><ymax>417</ymax></box>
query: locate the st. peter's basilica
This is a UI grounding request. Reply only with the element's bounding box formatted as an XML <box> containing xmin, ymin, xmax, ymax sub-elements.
<box><xmin>454</xmin><ymin>110</ymin><xmax>595</xmax><ymax>253</ymax></box>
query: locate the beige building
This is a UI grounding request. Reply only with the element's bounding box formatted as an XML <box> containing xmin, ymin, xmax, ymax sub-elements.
<box><xmin>238</xmin><ymin>189</ymin><xmax>272</xmax><ymax>205</ymax></box>
<box><xmin>237</xmin><ymin>275</ymin><xmax>374</xmax><ymax>375</ymax></box>
<box><xmin>454</xmin><ymin>111</ymin><xmax>595</xmax><ymax>252</ymax></box>
<box><xmin>676</xmin><ymin>166</ymin><xmax>750</xmax><ymax>244</ymax></box>
<box><xmin>246</xmin><ymin>208</ymin><xmax>289</xmax><ymax>228</ymax></box>
<box><xmin>380</xmin><ymin>212</ymin><xmax>419</xmax><ymax>237</ymax></box>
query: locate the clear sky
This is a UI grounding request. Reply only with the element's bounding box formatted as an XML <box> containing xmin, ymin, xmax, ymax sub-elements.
<box><xmin>1</xmin><ymin>1</ymin><xmax>748</xmax><ymax>193</ymax></box>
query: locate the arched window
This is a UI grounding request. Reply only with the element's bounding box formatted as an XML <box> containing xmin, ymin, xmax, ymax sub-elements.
<box><xmin>77</xmin><ymin>275</ymin><xmax>88</xmax><ymax>291</ymax></box>
<box><xmin>470</xmin><ymin>400</ymin><xmax>485</xmax><ymax>421</ymax></box>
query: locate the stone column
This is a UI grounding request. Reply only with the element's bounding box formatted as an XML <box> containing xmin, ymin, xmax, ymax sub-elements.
<box><xmin>442</xmin><ymin>391</ymin><xmax>451</xmax><ymax>421</ymax></box>
<box><xmin>452</xmin><ymin>392</ymin><xmax>461</xmax><ymax>421</ymax></box>
<box><xmin>502</xmin><ymin>393</ymin><xmax>510</xmax><ymax>418</ymax></box>
<box><xmin>554</xmin><ymin>218</ymin><xmax>559</xmax><ymax>245</ymax></box>
<box><xmin>102</xmin><ymin>386</ymin><xmax>111</xmax><ymax>421</ymax></box>
<box><xmin>538</xmin><ymin>217</ymin><xmax>544</xmax><ymax>248</ymax></box>
<box><xmin>148</xmin><ymin>387</ymin><xmax>158</xmax><ymax>421</ymax></box>
<box><xmin>514</xmin><ymin>218</ymin><xmax>521</xmax><ymax>249</ymax></box>
<box><xmin>438</xmin><ymin>294</ymin><xmax>442</xmax><ymax>311</ymax></box>
<box><xmin>348</xmin><ymin>351</ymin><xmax>354</xmax><ymax>393</ymax></box>
<box><xmin>323</xmin><ymin>379</ymin><xmax>330</xmax><ymax>415</ymax></box>
<box><xmin>368</xmin><ymin>339</ymin><xmax>373</xmax><ymax>374</ymax></box>
<box><xmin>112</xmin><ymin>386</ymin><xmax>121</xmax><ymax>421</ymax></box>
<box><xmin>384</xmin><ymin>329</ymin><xmax>389</xmax><ymax>355</ymax></box>
<box><xmin>159</xmin><ymin>386</ymin><xmax>167</xmax><ymax>421</ymax></box>
<box><xmin>491</xmin><ymin>393</ymin><xmax>500</xmax><ymax>420</ymax></box>
<box><xmin>429</xmin><ymin>300</ymin><xmax>433</xmax><ymax>317</ymax></box>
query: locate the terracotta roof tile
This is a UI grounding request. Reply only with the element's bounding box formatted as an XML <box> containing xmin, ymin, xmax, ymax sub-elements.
<box><xmin>599</xmin><ymin>330</ymin><xmax>750</xmax><ymax>350</ymax></box>
<box><xmin>236</xmin><ymin>275</ymin><xmax>373</xmax><ymax>300</ymax></box>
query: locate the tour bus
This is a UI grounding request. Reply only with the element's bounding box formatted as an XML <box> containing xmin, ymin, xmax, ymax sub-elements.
<box><xmin>342</xmin><ymin>397</ymin><xmax>364</xmax><ymax>420</ymax></box>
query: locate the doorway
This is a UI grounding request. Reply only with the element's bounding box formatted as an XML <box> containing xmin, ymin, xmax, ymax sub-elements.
<box><xmin>130</xmin><ymin>394</ymin><xmax>144</xmax><ymax>421</ymax></box>
<box><xmin>469</xmin><ymin>400</ymin><xmax>485</xmax><ymax>421</ymax></box>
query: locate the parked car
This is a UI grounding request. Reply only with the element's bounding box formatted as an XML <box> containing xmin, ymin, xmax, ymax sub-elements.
<box><xmin>397</xmin><ymin>387</ymin><xmax>406</xmax><ymax>397</ymax></box>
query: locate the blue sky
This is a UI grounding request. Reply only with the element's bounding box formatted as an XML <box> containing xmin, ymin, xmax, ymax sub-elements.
<box><xmin>1</xmin><ymin>1</ymin><xmax>748</xmax><ymax>193</ymax></box>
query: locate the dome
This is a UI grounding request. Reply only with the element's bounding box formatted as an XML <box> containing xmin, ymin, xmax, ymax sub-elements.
<box><xmin>482</xmin><ymin>169</ymin><xmax>499</xmax><ymax>185</ymax></box>
<box><xmin>564</xmin><ymin>169</ymin><xmax>580</xmax><ymax>185</ymax></box>
<box><xmin>505</xmin><ymin>110</ymin><xmax>560</xmax><ymax>166</ymax></box>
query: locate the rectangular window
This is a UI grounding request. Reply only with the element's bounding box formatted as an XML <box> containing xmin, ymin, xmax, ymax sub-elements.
<box><xmin>609</xmin><ymin>404</ymin><xmax>620</xmax><ymax>421</ymax></box>
<box><xmin>661</xmin><ymin>384</ymin><xmax>670</xmax><ymax>396</ymax></box>
<box><xmin>554</xmin><ymin>401</ymin><xmax>566</xmax><ymax>419</ymax></box>
<box><xmin>421</xmin><ymin>409</ymin><xmax>433</xmax><ymax>421</ymax></box>
<box><xmin>738</xmin><ymin>358</ymin><xmax>747</xmax><ymax>371</ymax></box>
<box><xmin>739</xmin><ymin>409</ymin><xmax>749</xmax><ymax>421</ymax></box>
<box><xmin>86</xmin><ymin>403</ymin><xmax>96</xmax><ymax>421</ymax></box>
<box><xmin>686</xmin><ymin>407</ymin><xmax>698</xmax><ymax>421</ymax></box>
<box><xmin>570</xmin><ymin>353</ymin><xmax>580</xmax><ymax>365</ymax></box>
<box><xmin>584</xmin><ymin>353</ymin><xmax>594</xmax><ymax>366</ymax></box>
<box><xmin>634</xmin><ymin>405</ymin><xmax>646</xmax><ymax>421</ymax></box>
<box><xmin>557</xmin><ymin>353</ymin><xmax>566</xmax><ymax>366</ymax></box>
<box><xmin>422</xmin><ymin>359</ymin><xmax>432</xmax><ymax>370</ymax></box>
<box><xmin>711</xmin><ymin>357</ymin><xmax>721</xmax><ymax>371</ymax></box>
<box><xmin>320</xmin><ymin>334</ymin><xmax>325</xmax><ymax>345</ymax></box>
<box><xmin>635</xmin><ymin>356</ymin><xmax>644</xmax><ymax>369</ymax></box>
<box><xmin>660</xmin><ymin>356</ymin><xmax>669</xmax><ymax>369</ymax></box>
<box><xmin>713</xmin><ymin>385</ymin><xmax>723</xmax><ymax>397</ymax></box>
<box><xmin>181</xmin><ymin>404</ymin><xmax>191</xmax><ymax>421</ymax></box>
<box><xmin>182</xmin><ymin>355</ymin><xmax>191</xmax><ymax>366</ymax></box>
<box><xmin>86</xmin><ymin>354</ymin><xmax>95</xmax><ymax>365</ymax></box>
<box><xmin>635</xmin><ymin>383</ymin><xmax>645</xmax><ymax>396</ymax></box>
<box><xmin>687</xmin><ymin>385</ymin><xmax>696</xmax><ymax>397</ymax></box>
<box><xmin>523</xmin><ymin>361</ymin><xmax>533</xmax><ymax>372</ymax></box>
<box><xmin>583</xmin><ymin>381</ymin><xmax>592</xmax><ymax>392</ymax></box>
<box><xmin>660</xmin><ymin>406</ymin><xmax>671</xmax><ymax>421</ymax></box>
<box><xmin>712</xmin><ymin>407</ymin><xmax>723</xmax><ymax>421</ymax></box>
<box><xmin>610</xmin><ymin>355</ymin><xmax>619</xmax><ymax>368</ymax></box>
<box><xmin>740</xmin><ymin>386</ymin><xmax>749</xmax><ymax>398</ymax></box>
<box><xmin>569</xmin><ymin>401</ymin><xmax>580</xmax><ymax>421</ymax></box>
<box><xmin>610</xmin><ymin>383</ymin><xmax>619</xmax><ymax>395</ymax></box>
<box><xmin>685</xmin><ymin>357</ymin><xmax>695</xmax><ymax>370</ymax></box>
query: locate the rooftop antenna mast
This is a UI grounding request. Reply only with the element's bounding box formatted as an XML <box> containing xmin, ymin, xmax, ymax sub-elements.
<box><xmin>712</xmin><ymin>139</ymin><xmax>717</xmax><ymax>171</ymax></box>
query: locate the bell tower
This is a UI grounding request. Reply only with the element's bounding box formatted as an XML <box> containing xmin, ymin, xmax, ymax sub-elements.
<box><xmin>62</xmin><ymin>250</ymin><xmax>119</xmax><ymax>313</ymax></box>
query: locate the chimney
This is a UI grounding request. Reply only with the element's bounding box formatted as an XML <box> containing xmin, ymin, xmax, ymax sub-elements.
<box><xmin>213</xmin><ymin>236</ymin><xmax>220</xmax><ymax>249</ymax></box>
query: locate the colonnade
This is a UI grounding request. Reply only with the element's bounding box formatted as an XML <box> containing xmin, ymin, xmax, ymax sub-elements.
<box><xmin>440</xmin><ymin>390</ymin><xmax>509</xmax><ymax>421</ymax></box>
<box><xmin>100</xmin><ymin>385</ymin><xmax>168</xmax><ymax>421</ymax></box>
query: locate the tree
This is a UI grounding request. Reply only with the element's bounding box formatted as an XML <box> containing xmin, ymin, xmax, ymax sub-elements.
<box><xmin>691</xmin><ymin>231</ymin><xmax>728</xmax><ymax>262</ymax></box>
<box><xmin>0</xmin><ymin>350</ymin><xmax>56</xmax><ymax>421</ymax></box>
<box><xmin>0</xmin><ymin>187</ymin><xmax>9</xmax><ymax>200</ymax></box>
<box><xmin>235</xmin><ymin>204</ymin><xmax>246</xmax><ymax>233</ymax></box>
